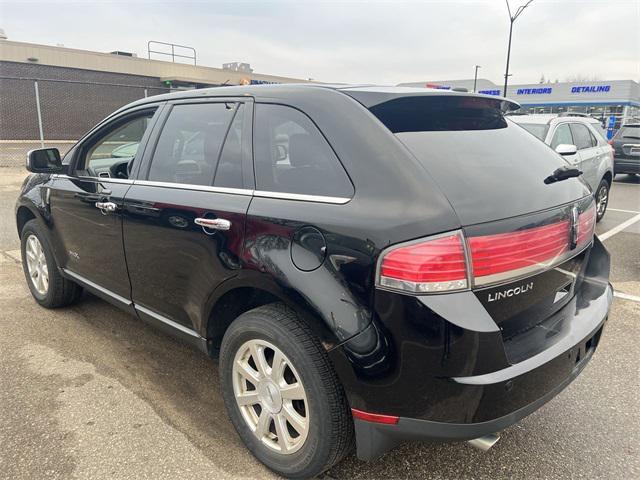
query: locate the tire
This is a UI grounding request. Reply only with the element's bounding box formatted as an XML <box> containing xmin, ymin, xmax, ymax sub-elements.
<box><xmin>594</xmin><ymin>178</ymin><xmax>610</xmax><ymax>222</ymax></box>
<box><xmin>219</xmin><ymin>303</ymin><xmax>354</xmax><ymax>479</ymax></box>
<box><xmin>20</xmin><ymin>219</ymin><xmax>82</xmax><ymax>308</ymax></box>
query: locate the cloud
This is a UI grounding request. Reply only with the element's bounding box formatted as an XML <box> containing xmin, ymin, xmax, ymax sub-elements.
<box><xmin>1</xmin><ymin>0</ymin><xmax>638</xmax><ymax>84</ymax></box>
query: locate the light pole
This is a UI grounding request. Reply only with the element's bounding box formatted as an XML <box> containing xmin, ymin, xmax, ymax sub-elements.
<box><xmin>473</xmin><ymin>65</ymin><xmax>481</xmax><ymax>92</ymax></box>
<box><xmin>503</xmin><ymin>0</ymin><xmax>533</xmax><ymax>98</ymax></box>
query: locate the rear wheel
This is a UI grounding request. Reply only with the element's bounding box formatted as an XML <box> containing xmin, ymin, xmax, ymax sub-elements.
<box><xmin>595</xmin><ymin>179</ymin><xmax>609</xmax><ymax>222</ymax></box>
<box><xmin>219</xmin><ymin>303</ymin><xmax>353</xmax><ymax>479</ymax></box>
<box><xmin>20</xmin><ymin>219</ymin><xmax>82</xmax><ymax>308</ymax></box>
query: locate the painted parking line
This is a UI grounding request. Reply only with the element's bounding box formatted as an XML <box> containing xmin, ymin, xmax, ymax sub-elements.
<box><xmin>608</xmin><ymin>208</ymin><xmax>640</xmax><ymax>214</ymax></box>
<box><xmin>614</xmin><ymin>291</ymin><xmax>640</xmax><ymax>303</ymax></box>
<box><xmin>599</xmin><ymin>213</ymin><xmax>640</xmax><ymax>241</ymax></box>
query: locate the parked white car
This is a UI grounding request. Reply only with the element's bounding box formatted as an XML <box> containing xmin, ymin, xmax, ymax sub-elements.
<box><xmin>509</xmin><ymin>114</ymin><xmax>614</xmax><ymax>221</ymax></box>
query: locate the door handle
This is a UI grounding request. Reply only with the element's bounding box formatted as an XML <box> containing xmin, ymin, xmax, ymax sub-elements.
<box><xmin>95</xmin><ymin>201</ymin><xmax>117</xmax><ymax>214</ymax></box>
<box><xmin>195</xmin><ymin>217</ymin><xmax>231</xmax><ymax>231</ymax></box>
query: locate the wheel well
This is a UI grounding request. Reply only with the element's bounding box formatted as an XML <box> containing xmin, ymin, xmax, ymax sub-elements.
<box><xmin>206</xmin><ymin>287</ymin><xmax>280</xmax><ymax>357</ymax></box>
<box><xmin>16</xmin><ymin>207</ymin><xmax>36</xmax><ymax>236</ymax></box>
<box><xmin>603</xmin><ymin>171</ymin><xmax>613</xmax><ymax>186</ymax></box>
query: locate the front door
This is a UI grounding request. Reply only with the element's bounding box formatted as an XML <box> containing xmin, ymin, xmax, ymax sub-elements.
<box><xmin>48</xmin><ymin>106</ymin><xmax>161</xmax><ymax>304</ymax></box>
<box><xmin>123</xmin><ymin>99</ymin><xmax>252</xmax><ymax>335</ymax></box>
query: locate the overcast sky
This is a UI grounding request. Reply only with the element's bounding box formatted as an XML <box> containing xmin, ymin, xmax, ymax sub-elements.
<box><xmin>1</xmin><ymin>0</ymin><xmax>638</xmax><ymax>84</ymax></box>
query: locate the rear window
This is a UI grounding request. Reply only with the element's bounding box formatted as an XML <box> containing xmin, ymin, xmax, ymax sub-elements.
<box><xmin>515</xmin><ymin>123</ymin><xmax>549</xmax><ymax>141</ymax></box>
<box><xmin>617</xmin><ymin>126</ymin><xmax>640</xmax><ymax>139</ymax></box>
<box><xmin>367</xmin><ymin>96</ymin><xmax>508</xmax><ymax>133</ymax></box>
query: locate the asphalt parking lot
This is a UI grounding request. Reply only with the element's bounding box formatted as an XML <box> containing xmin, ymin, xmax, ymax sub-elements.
<box><xmin>1</xmin><ymin>168</ymin><xmax>638</xmax><ymax>479</ymax></box>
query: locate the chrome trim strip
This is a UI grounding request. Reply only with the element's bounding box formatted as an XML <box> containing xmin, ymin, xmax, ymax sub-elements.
<box><xmin>253</xmin><ymin>190</ymin><xmax>351</xmax><ymax>204</ymax></box>
<box><xmin>134</xmin><ymin>304</ymin><xmax>201</xmax><ymax>338</ymax></box>
<box><xmin>133</xmin><ymin>179</ymin><xmax>253</xmax><ymax>196</ymax></box>
<box><xmin>62</xmin><ymin>269</ymin><xmax>132</xmax><ymax>305</ymax></box>
<box><xmin>473</xmin><ymin>241</ymin><xmax>592</xmax><ymax>288</ymax></box>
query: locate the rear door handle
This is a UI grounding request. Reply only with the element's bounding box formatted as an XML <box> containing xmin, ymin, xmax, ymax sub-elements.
<box><xmin>95</xmin><ymin>201</ymin><xmax>117</xmax><ymax>213</ymax></box>
<box><xmin>195</xmin><ymin>217</ymin><xmax>231</xmax><ymax>231</ymax></box>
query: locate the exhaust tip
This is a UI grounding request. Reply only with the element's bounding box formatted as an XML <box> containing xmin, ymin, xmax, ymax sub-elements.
<box><xmin>467</xmin><ymin>433</ymin><xmax>500</xmax><ymax>451</ymax></box>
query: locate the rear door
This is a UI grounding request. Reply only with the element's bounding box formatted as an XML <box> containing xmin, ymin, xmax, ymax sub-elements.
<box><xmin>570</xmin><ymin>122</ymin><xmax>599</xmax><ymax>190</ymax></box>
<box><xmin>122</xmin><ymin>98</ymin><xmax>253</xmax><ymax>337</ymax></box>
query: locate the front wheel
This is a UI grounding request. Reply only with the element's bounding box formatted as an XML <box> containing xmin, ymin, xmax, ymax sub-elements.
<box><xmin>595</xmin><ymin>179</ymin><xmax>610</xmax><ymax>222</ymax></box>
<box><xmin>219</xmin><ymin>303</ymin><xmax>354</xmax><ymax>479</ymax></box>
<box><xmin>20</xmin><ymin>219</ymin><xmax>82</xmax><ymax>308</ymax></box>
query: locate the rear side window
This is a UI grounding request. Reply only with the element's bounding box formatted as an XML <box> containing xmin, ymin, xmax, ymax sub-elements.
<box><xmin>368</xmin><ymin>96</ymin><xmax>508</xmax><ymax>132</ymax></box>
<box><xmin>569</xmin><ymin>123</ymin><xmax>594</xmax><ymax>150</ymax></box>
<box><xmin>517</xmin><ymin>123</ymin><xmax>548</xmax><ymax>141</ymax></box>
<box><xmin>253</xmin><ymin>104</ymin><xmax>354</xmax><ymax>198</ymax></box>
<box><xmin>551</xmin><ymin>124</ymin><xmax>573</xmax><ymax>149</ymax></box>
<box><xmin>148</xmin><ymin>102</ymin><xmax>239</xmax><ymax>186</ymax></box>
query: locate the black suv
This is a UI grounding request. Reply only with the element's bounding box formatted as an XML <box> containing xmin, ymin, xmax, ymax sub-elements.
<box><xmin>16</xmin><ymin>85</ymin><xmax>612</xmax><ymax>479</ymax></box>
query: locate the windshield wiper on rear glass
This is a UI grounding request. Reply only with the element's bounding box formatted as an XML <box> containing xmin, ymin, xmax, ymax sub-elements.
<box><xmin>544</xmin><ymin>166</ymin><xmax>582</xmax><ymax>184</ymax></box>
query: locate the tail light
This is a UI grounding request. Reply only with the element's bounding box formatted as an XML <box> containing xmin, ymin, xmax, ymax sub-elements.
<box><xmin>377</xmin><ymin>202</ymin><xmax>595</xmax><ymax>293</ymax></box>
<box><xmin>468</xmin><ymin>220</ymin><xmax>570</xmax><ymax>285</ymax></box>
<box><xmin>576</xmin><ymin>202</ymin><xmax>596</xmax><ymax>247</ymax></box>
<box><xmin>378</xmin><ymin>232</ymin><xmax>468</xmax><ymax>293</ymax></box>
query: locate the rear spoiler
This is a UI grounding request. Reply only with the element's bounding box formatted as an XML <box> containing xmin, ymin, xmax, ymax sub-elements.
<box><xmin>341</xmin><ymin>88</ymin><xmax>521</xmax><ymax>113</ymax></box>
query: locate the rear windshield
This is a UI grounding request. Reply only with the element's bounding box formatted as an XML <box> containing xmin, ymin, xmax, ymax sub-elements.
<box><xmin>617</xmin><ymin>126</ymin><xmax>640</xmax><ymax>139</ymax></box>
<box><xmin>514</xmin><ymin>123</ymin><xmax>549</xmax><ymax>141</ymax></box>
<box><xmin>367</xmin><ymin>96</ymin><xmax>508</xmax><ymax>132</ymax></box>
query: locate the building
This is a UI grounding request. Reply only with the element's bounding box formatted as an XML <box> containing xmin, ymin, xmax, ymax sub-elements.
<box><xmin>0</xmin><ymin>39</ymin><xmax>307</xmax><ymax>142</ymax></box>
<box><xmin>399</xmin><ymin>78</ymin><xmax>640</xmax><ymax>134</ymax></box>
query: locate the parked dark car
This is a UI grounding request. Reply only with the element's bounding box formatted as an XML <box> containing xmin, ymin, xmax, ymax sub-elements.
<box><xmin>611</xmin><ymin>123</ymin><xmax>640</xmax><ymax>176</ymax></box>
<box><xmin>16</xmin><ymin>85</ymin><xmax>612</xmax><ymax>479</ymax></box>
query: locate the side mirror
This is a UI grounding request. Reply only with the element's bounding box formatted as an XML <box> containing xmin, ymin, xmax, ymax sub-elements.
<box><xmin>555</xmin><ymin>144</ymin><xmax>578</xmax><ymax>156</ymax></box>
<box><xmin>26</xmin><ymin>148</ymin><xmax>63</xmax><ymax>173</ymax></box>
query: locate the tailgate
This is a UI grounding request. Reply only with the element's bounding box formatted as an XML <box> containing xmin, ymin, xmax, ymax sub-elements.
<box><xmin>464</xmin><ymin>196</ymin><xmax>596</xmax><ymax>362</ymax></box>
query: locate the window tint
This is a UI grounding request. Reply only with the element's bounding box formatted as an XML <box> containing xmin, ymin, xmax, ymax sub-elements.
<box><xmin>551</xmin><ymin>124</ymin><xmax>573</xmax><ymax>149</ymax></box>
<box><xmin>368</xmin><ymin>96</ymin><xmax>508</xmax><ymax>133</ymax></box>
<box><xmin>81</xmin><ymin>110</ymin><xmax>155</xmax><ymax>178</ymax></box>
<box><xmin>253</xmin><ymin>104</ymin><xmax>354</xmax><ymax>198</ymax></box>
<box><xmin>569</xmin><ymin>123</ymin><xmax>594</xmax><ymax>150</ymax></box>
<box><xmin>148</xmin><ymin>103</ymin><xmax>237</xmax><ymax>186</ymax></box>
<box><xmin>214</xmin><ymin>104</ymin><xmax>244</xmax><ymax>189</ymax></box>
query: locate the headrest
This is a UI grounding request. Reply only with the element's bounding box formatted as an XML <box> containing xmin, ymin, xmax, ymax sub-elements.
<box><xmin>288</xmin><ymin>133</ymin><xmax>327</xmax><ymax>168</ymax></box>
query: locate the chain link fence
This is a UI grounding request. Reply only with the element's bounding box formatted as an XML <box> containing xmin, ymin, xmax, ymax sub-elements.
<box><xmin>0</xmin><ymin>77</ymin><xmax>170</xmax><ymax>167</ymax></box>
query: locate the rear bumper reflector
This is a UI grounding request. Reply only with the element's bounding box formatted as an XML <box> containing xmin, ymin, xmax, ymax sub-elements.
<box><xmin>352</xmin><ymin>408</ymin><xmax>399</xmax><ymax>425</ymax></box>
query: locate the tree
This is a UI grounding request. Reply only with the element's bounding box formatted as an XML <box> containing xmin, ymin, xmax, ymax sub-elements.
<box><xmin>564</xmin><ymin>74</ymin><xmax>602</xmax><ymax>82</ymax></box>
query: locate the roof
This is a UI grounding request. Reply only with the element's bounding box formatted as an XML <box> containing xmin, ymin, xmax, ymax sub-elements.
<box><xmin>120</xmin><ymin>83</ymin><xmax>521</xmax><ymax>113</ymax></box>
<box><xmin>509</xmin><ymin>113</ymin><xmax>602</xmax><ymax>125</ymax></box>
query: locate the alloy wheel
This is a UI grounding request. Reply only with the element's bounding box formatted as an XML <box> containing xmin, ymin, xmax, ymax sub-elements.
<box><xmin>232</xmin><ymin>339</ymin><xmax>309</xmax><ymax>455</ymax></box>
<box><xmin>25</xmin><ymin>234</ymin><xmax>49</xmax><ymax>295</ymax></box>
<box><xmin>597</xmin><ymin>184</ymin><xmax>608</xmax><ymax>217</ymax></box>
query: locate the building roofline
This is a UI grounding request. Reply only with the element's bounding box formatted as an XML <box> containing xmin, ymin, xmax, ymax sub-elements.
<box><xmin>0</xmin><ymin>39</ymin><xmax>308</xmax><ymax>85</ymax></box>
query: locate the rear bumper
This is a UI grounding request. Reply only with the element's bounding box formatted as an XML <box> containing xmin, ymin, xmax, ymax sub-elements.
<box><xmin>353</xmin><ymin>310</ymin><xmax>607</xmax><ymax>460</ymax></box>
<box><xmin>614</xmin><ymin>157</ymin><xmax>640</xmax><ymax>174</ymax></box>
<box><xmin>329</xmin><ymin>237</ymin><xmax>612</xmax><ymax>461</ymax></box>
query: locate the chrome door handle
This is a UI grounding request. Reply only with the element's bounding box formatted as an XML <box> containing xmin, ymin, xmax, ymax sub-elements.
<box><xmin>95</xmin><ymin>201</ymin><xmax>117</xmax><ymax>213</ymax></box>
<box><xmin>195</xmin><ymin>217</ymin><xmax>231</xmax><ymax>231</ymax></box>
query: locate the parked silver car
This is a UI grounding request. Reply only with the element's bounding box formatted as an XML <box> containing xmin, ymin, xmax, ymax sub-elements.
<box><xmin>510</xmin><ymin>114</ymin><xmax>614</xmax><ymax>221</ymax></box>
